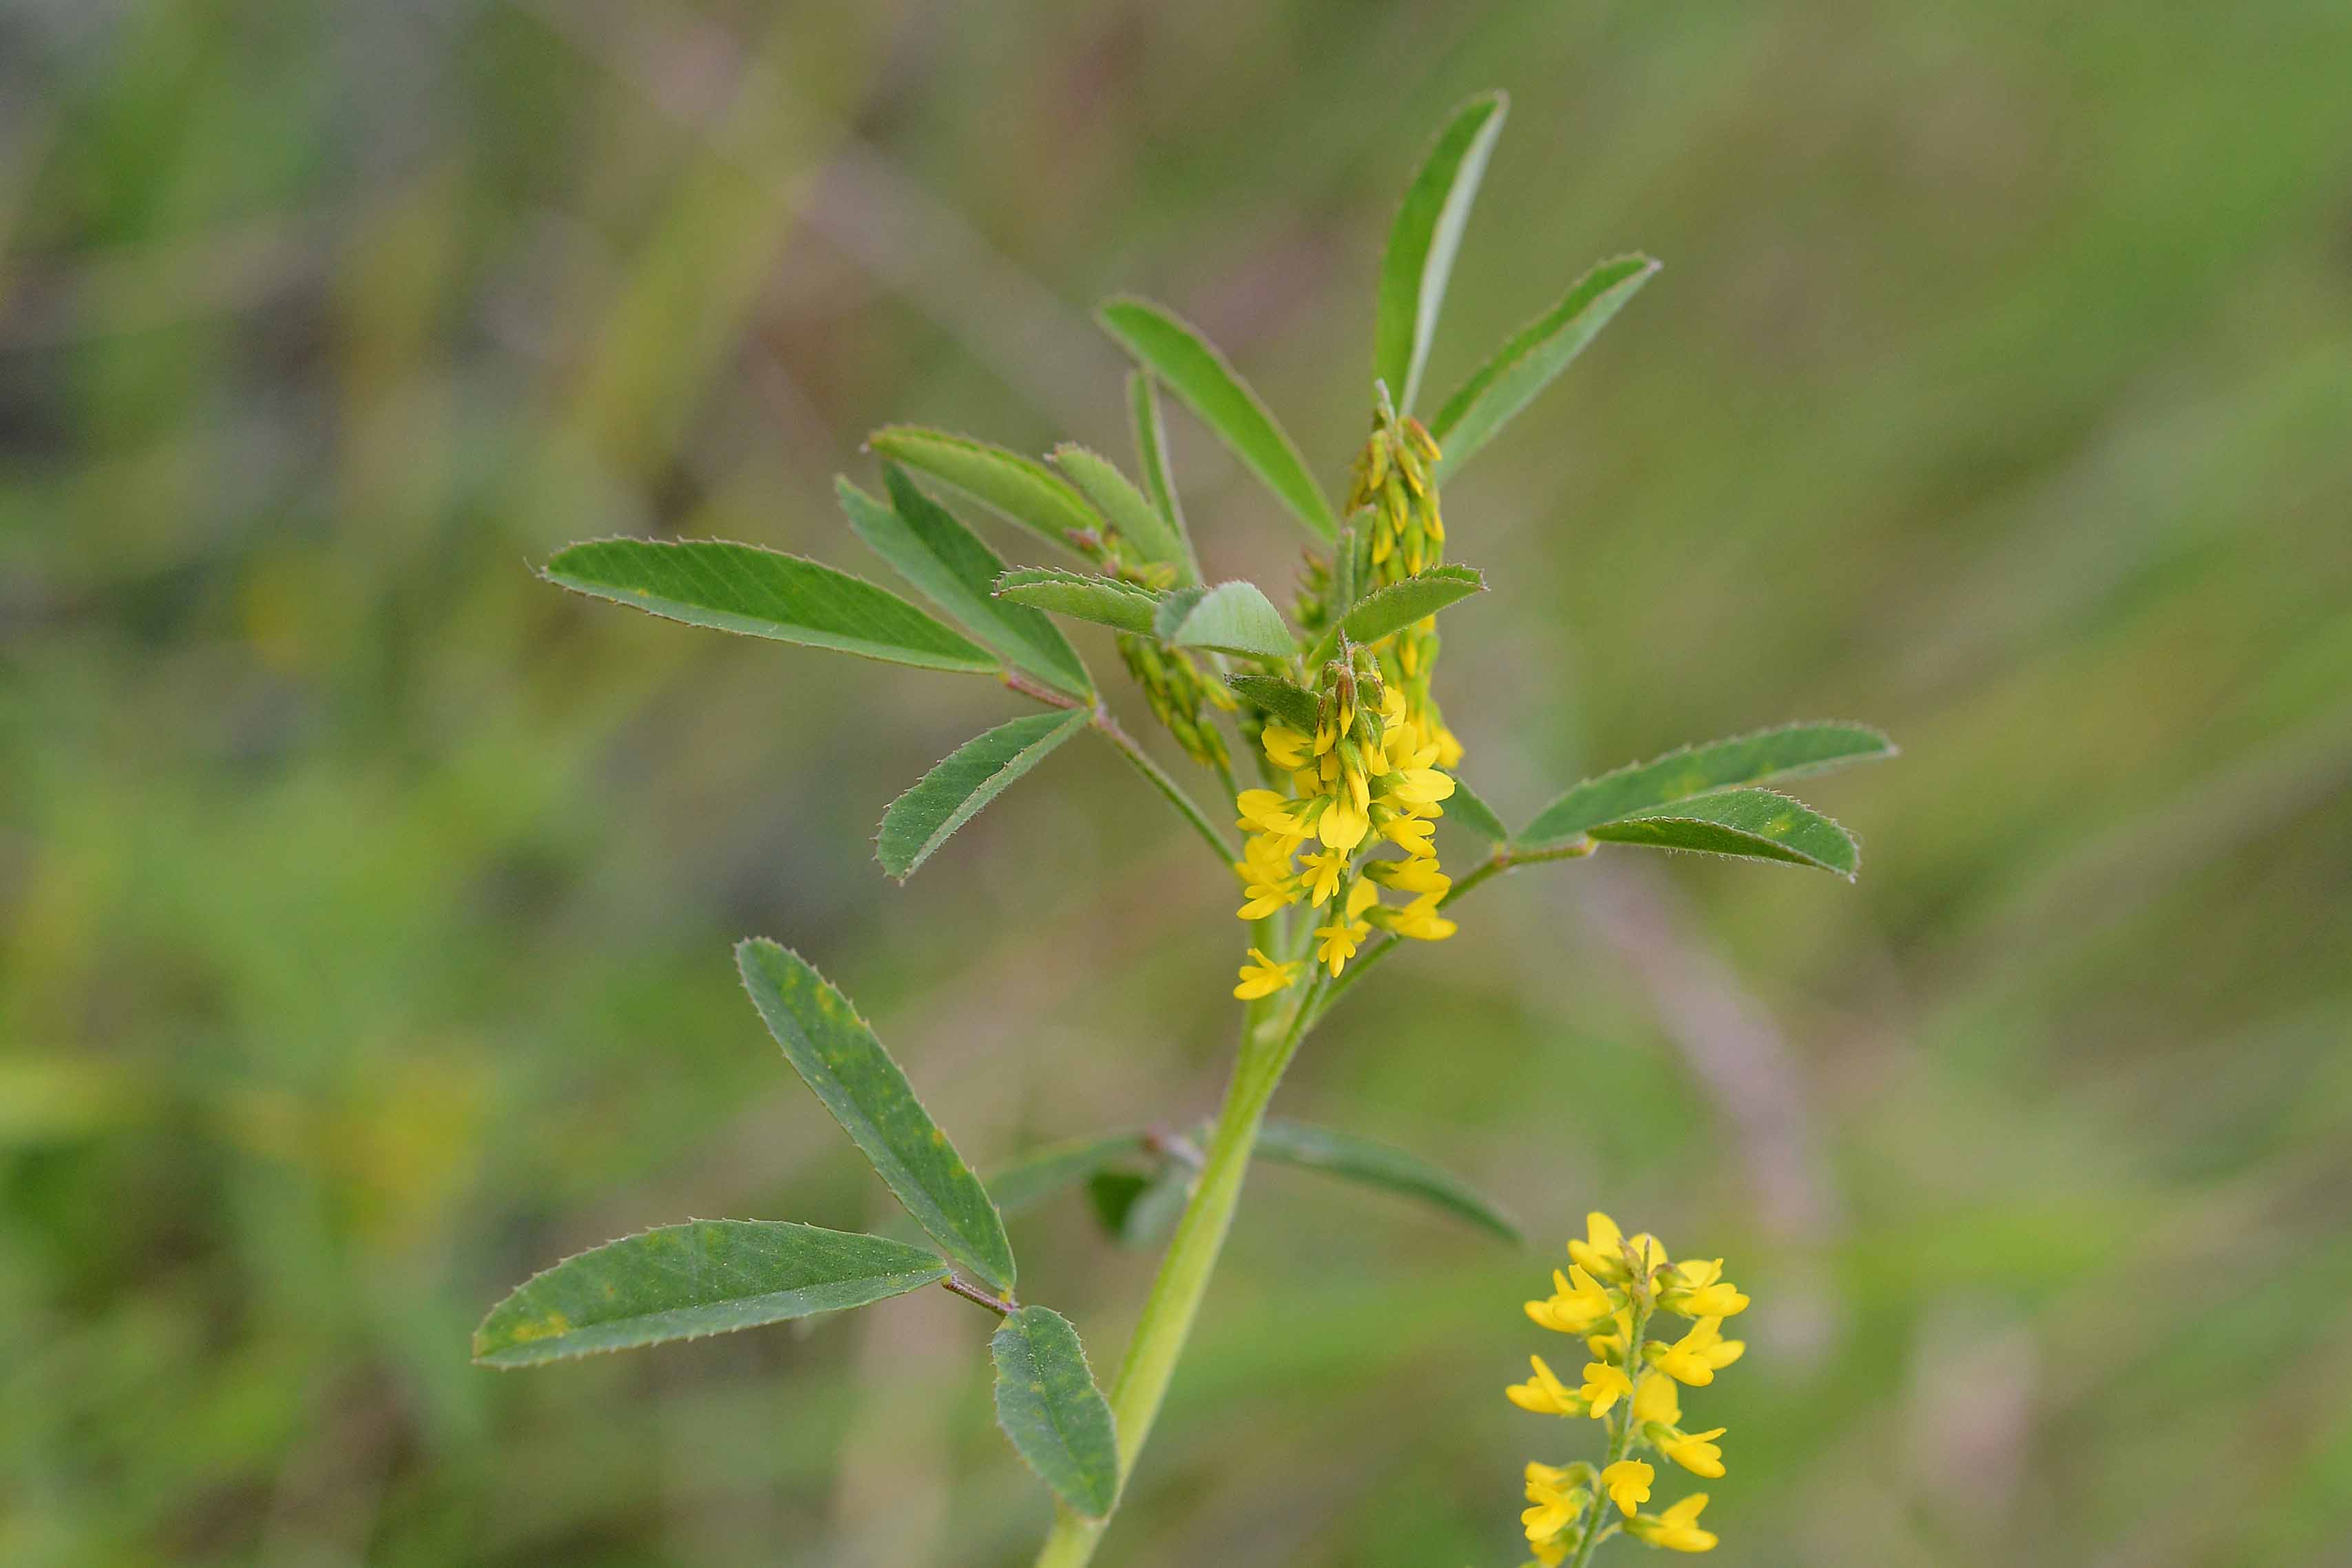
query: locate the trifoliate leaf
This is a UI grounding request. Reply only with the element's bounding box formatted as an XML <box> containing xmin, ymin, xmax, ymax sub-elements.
<box><xmin>1586</xmin><ymin>787</ymin><xmax>1860</xmax><ymax>878</ymax></box>
<box><xmin>735</xmin><ymin>941</ymin><xmax>1017</xmax><ymax>1290</ymax></box>
<box><xmin>472</xmin><ymin>1221</ymin><xmax>947</xmax><ymax>1367</ymax></box>
<box><xmin>1376</xmin><ymin>91</ymin><xmax>1509</xmax><ymax>416</ymax></box>
<box><xmin>544</xmin><ymin>538</ymin><xmax>996</xmax><ymax>674</ymax></box>
<box><xmin>1126</xmin><ymin>371</ymin><xmax>1197</xmax><ymax>576</ymax></box>
<box><xmin>1439</xmin><ymin>772</ymin><xmax>1511</xmax><ymax>846</ymax></box>
<box><xmin>876</xmin><ymin>710</ymin><xmax>1089</xmax><ymax>882</ymax></box>
<box><xmin>869</xmin><ymin>426</ymin><xmax>1102</xmax><ymax>550</ymax></box>
<box><xmin>1340</xmin><ymin>564</ymin><xmax>1484</xmax><ymax>646</ymax></box>
<box><xmin>838</xmin><ymin>470</ymin><xmax>1091</xmax><ymax>698</ymax></box>
<box><xmin>991</xmin><ymin>1306</ymin><xmax>1120</xmax><ymax>1518</ymax></box>
<box><xmin>1053</xmin><ymin>444</ymin><xmax>1190</xmax><ymax>581</ymax></box>
<box><xmin>1155</xmin><ymin>580</ymin><xmax>1294</xmax><ymax>660</ymax></box>
<box><xmin>1520</xmin><ymin>721</ymin><xmax>1896</xmax><ymax>847</ymax></box>
<box><xmin>1430</xmin><ymin>255</ymin><xmax>1659</xmax><ymax>483</ymax></box>
<box><xmin>1097</xmin><ymin>298</ymin><xmax>1336</xmax><ymax>539</ymax></box>
<box><xmin>1255</xmin><ymin>1119</ymin><xmax>1521</xmax><ymax>1243</ymax></box>
<box><xmin>988</xmin><ymin>1132</ymin><xmax>1151</xmax><ymax>1218</ymax></box>
<box><xmin>1226</xmin><ymin>673</ymin><xmax>1321</xmax><ymax>732</ymax></box>
<box><xmin>994</xmin><ymin>567</ymin><xmax>1162</xmax><ymax>635</ymax></box>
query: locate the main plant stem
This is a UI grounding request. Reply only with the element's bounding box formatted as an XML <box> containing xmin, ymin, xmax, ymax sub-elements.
<box><xmin>1566</xmin><ymin>1302</ymin><xmax>1650</xmax><ymax>1568</ymax></box>
<box><xmin>1032</xmin><ymin>977</ymin><xmax>1325</xmax><ymax>1567</ymax></box>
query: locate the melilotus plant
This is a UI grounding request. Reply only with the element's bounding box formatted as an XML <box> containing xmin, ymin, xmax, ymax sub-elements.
<box><xmin>475</xmin><ymin>92</ymin><xmax>1890</xmax><ymax>1565</ymax></box>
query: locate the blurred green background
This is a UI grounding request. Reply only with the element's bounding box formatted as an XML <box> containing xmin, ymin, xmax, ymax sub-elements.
<box><xmin>6</xmin><ymin>1</ymin><xmax>2351</xmax><ymax>1563</ymax></box>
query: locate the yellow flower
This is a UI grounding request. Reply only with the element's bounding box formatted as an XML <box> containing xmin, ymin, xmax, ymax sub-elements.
<box><xmin>1578</xmin><ymin>1361</ymin><xmax>1633</xmax><ymax>1418</ymax></box>
<box><xmin>1318</xmin><ymin>796</ymin><xmax>1369</xmax><ymax>852</ymax></box>
<box><xmin>1599</xmin><ymin>1459</ymin><xmax>1652</xmax><ymax>1516</ymax></box>
<box><xmin>1366</xmin><ymin>856</ymin><xmax>1449</xmax><ymax>898</ymax></box>
<box><xmin>1567</xmin><ymin>1212</ymin><xmax>1630</xmax><ymax>1281</ymax></box>
<box><xmin>1629</xmin><ymin>1494</ymin><xmax>1718</xmax><ymax>1552</ymax></box>
<box><xmin>1376</xmin><ymin>812</ymin><xmax>1436</xmax><ymax>858</ymax></box>
<box><xmin>1299</xmin><ymin>847</ymin><xmax>1348</xmax><ymax>906</ymax></box>
<box><xmin>1659</xmin><ymin>1426</ymin><xmax>1728</xmax><ymax>1479</ymax></box>
<box><xmin>1232</xmin><ymin>947</ymin><xmax>1300</xmax><ymax>1000</ymax></box>
<box><xmin>1380</xmin><ymin>892</ymin><xmax>1457</xmax><ymax>942</ymax></box>
<box><xmin>1660</xmin><ymin>1257</ymin><xmax>1749</xmax><ymax>1319</ymax></box>
<box><xmin>1312</xmin><ymin>880</ymin><xmax>1378</xmax><ymax>977</ymax></box>
<box><xmin>1234</xmin><ymin>789</ymin><xmax>1303</xmax><ymax>837</ymax></box>
<box><xmin>1525</xmin><ymin>1267</ymin><xmax>1615</xmax><ymax>1335</ymax></box>
<box><xmin>1521</xmin><ymin>1476</ymin><xmax>1583</xmax><ymax>1543</ymax></box>
<box><xmin>1652</xmin><ymin>1317</ymin><xmax>1745</xmax><ymax>1387</ymax></box>
<box><xmin>1586</xmin><ymin>1306</ymin><xmax>1635</xmax><ymax>1363</ymax></box>
<box><xmin>1384</xmin><ymin>765</ymin><xmax>1456</xmax><ymax>808</ymax></box>
<box><xmin>1630</xmin><ymin>1370</ymin><xmax>1681</xmax><ymax>1428</ymax></box>
<box><xmin>1261</xmin><ymin>723</ymin><xmax>1313</xmax><ymax>772</ymax></box>
<box><xmin>1505</xmin><ymin>1354</ymin><xmax>1587</xmax><ymax>1417</ymax></box>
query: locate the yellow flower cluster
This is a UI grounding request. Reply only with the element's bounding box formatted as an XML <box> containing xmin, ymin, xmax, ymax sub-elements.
<box><xmin>1229</xmin><ymin>403</ymin><xmax>1473</xmax><ymax>1002</ymax></box>
<box><xmin>1229</xmin><ymin>659</ymin><xmax>1458</xmax><ymax>998</ymax></box>
<box><xmin>1506</xmin><ymin>1214</ymin><xmax>1750</xmax><ymax>1562</ymax></box>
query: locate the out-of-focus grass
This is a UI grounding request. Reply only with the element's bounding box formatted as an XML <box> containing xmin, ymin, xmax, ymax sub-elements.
<box><xmin>4</xmin><ymin>1</ymin><xmax>2349</xmax><ymax>1564</ymax></box>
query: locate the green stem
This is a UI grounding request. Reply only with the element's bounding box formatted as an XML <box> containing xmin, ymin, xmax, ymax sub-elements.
<box><xmin>1092</xmin><ymin>708</ymin><xmax>1234</xmax><ymax>869</ymax></box>
<box><xmin>1566</xmin><ymin>1302</ymin><xmax>1650</xmax><ymax>1568</ymax></box>
<box><xmin>1032</xmin><ymin>976</ymin><xmax>1326</xmax><ymax>1568</ymax></box>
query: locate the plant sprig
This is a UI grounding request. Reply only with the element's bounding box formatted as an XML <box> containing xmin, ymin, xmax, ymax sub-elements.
<box><xmin>487</xmin><ymin>89</ymin><xmax>1891</xmax><ymax>1563</ymax></box>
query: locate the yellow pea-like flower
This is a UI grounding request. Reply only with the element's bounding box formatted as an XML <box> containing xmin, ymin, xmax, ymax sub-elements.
<box><xmin>1600</xmin><ymin>1459</ymin><xmax>1653</xmax><ymax>1516</ymax></box>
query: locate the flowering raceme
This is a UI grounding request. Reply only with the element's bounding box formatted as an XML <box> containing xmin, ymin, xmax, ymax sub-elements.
<box><xmin>1228</xmin><ymin>404</ymin><xmax>1461</xmax><ymax>999</ymax></box>
<box><xmin>1504</xmin><ymin>1213</ymin><xmax>1748</xmax><ymax>1562</ymax></box>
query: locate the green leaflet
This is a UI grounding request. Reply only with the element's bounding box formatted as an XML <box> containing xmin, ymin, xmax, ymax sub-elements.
<box><xmin>1255</xmin><ymin>1119</ymin><xmax>1521</xmax><ymax>1243</ymax></box>
<box><xmin>1226</xmin><ymin>673</ymin><xmax>1321</xmax><ymax>732</ymax></box>
<box><xmin>1520</xmin><ymin>721</ymin><xmax>1896</xmax><ymax>847</ymax></box>
<box><xmin>988</xmin><ymin>1132</ymin><xmax>1151</xmax><ymax>1218</ymax></box>
<box><xmin>869</xmin><ymin>425</ymin><xmax>1103</xmax><ymax>550</ymax></box>
<box><xmin>1053</xmin><ymin>444</ymin><xmax>1190</xmax><ymax>581</ymax></box>
<box><xmin>1126</xmin><ymin>370</ymin><xmax>1198</xmax><ymax>578</ymax></box>
<box><xmin>839</xmin><ymin>469</ymin><xmax>1092</xmax><ymax>699</ymax></box>
<box><xmin>1154</xmin><ymin>580</ymin><xmax>1295</xmax><ymax>660</ymax></box>
<box><xmin>1586</xmin><ymin>787</ymin><xmax>1860</xmax><ymax>878</ymax></box>
<box><xmin>543</xmin><ymin>538</ymin><xmax>996</xmax><ymax>675</ymax></box>
<box><xmin>991</xmin><ymin>1306</ymin><xmax>1120</xmax><ymax>1518</ymax></box>
<box><xmin>472</xmin><ymin>1221</ymin><xmax>947</xmax><ymax>1368</ymax></box>
<box><xmin>1100</xmin><ymin>1167</ymin><xmax>1188</xmax><ymax>1250</ymax></box>
<box><xmin>1429</xmin><ymin>255</ymin><xmax>1659</xmax><ymax>484</ymax></box>
<box><xmin>1376</xmin><ymin>91</ymin><xmax>1509</xmax><ymax>416</ymax></box>
<box><xmin>1096</xmin><ymin>298</ymin><xmax>1336</xmax><ymax>539</ymax></box>
<box><xmin>1439</xmin><ymin>772</ymin><xmax>1511</xmax><ymax>846</ymax></box>
<box><xmin>1340</xmin><ymin>564</ymin><xmax>1484</xmax><ymax>646</ymax></box>
<box><xmin>876</xmin><ymin>710</ymin><xmax>1089</xmax><ymax>882</ymax></box>
<box><xmin>994</xmin><ymin>567</ymin><xmax>1162</xmax><ymax>635</ymax></box>
<box><xmin>735</xmin><ymin>941</ymin><xmax>1018</xmax><ymax>1290</ymax></box>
